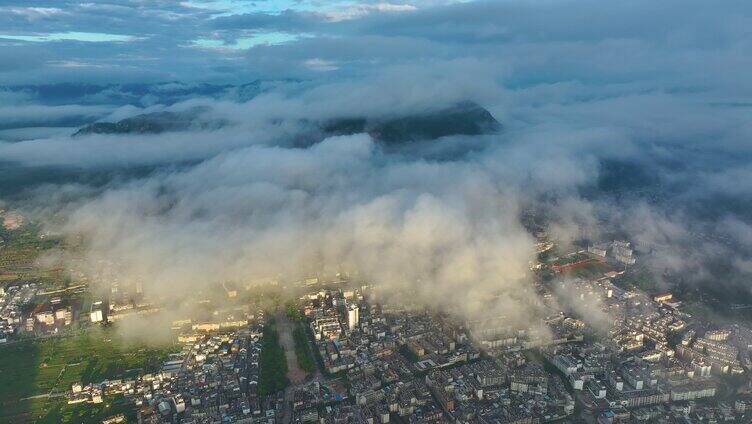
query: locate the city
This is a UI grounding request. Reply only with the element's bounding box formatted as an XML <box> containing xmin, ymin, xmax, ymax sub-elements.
<box><xmin>2</xmin><ymin>1</ymin><xmax>752</xmax><ymax>423</ymax></box>
<box><xmin>3</xmin><ymin>210</ymin><xmax>752</xmax><ymax>423</ymax></box>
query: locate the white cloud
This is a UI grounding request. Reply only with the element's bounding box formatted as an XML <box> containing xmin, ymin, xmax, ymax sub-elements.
<box><xmin>325</xmin><ymin>3</ymin><xmax>418</xmax><ymax>22</ymax></box>
<box><xmin>304</xmin><ymin>58</ymin><xmax>339</xmax><ymax>71</ymax></box>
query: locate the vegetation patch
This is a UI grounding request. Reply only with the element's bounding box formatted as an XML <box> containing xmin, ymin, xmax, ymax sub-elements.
<box><xmin>293</xmin><ymin>324</ymin><xmax>317</xmax><ymax>373</ymax></box>
<box><xmin>258</xmin><ymin>319</ymin><xmax>289</xmax><ymax>396</ymax></box>
<box><xmin>0</xmin><ymin>328</ymin><xmax>177</xmax><ymax>423</ymax></box>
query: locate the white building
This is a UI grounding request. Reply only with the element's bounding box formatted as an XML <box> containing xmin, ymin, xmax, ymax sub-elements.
<box><xmin>348</xmin><ymin>304</ymin><xmax>359</xmax><ymax>330</ymax></box>
<box><xmin>588</xmin><ymin>243</ymin><xmax>609</xmax><ymax>257</ymax></box>
<box><xmin>90</xmin><ymin>309</ymin><xmax>103</xmax><ymax>323</ymax></box>
<box><xmin>670</xmin><ymin>384</ymin><xmax>716</xmax><ymax>401</ymax></box>
<box><xmin>693</xmin><ymin>359</ymin><xmax>712</xmax><ymax>378</ymax></box>
<box><xmin>90</xmin><ymin>301</ymin><xmax>105</xmax><ymax>323</ymax></box>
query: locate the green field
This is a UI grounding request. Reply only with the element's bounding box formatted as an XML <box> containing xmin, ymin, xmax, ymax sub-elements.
<box><xmin>550</xmin><ymin>252</ymin><xmax>590</xmax><ymax>266</ymax></box>
<box><xmin>565</xmin><ymin>260</ymin><xmax>613</xmax><ymax>279</ymax></box>
<box><xmin>0</xmin><ymin>223</ymin><xmax>67</xmax><ymax>288</ymax></box>
<box><xmin>3</xmin><ymin>395</ymin><xmax>135</xmax><ymax>424</ymax></box>
<box><xmin>286</xmin><ymin>304</ymin><xmax>317</xmax><ymax>374</ymax></box>
<box><xmin>613</xmin><ymin>267</ymin><xmax>658</xmax><ymax>292</ymax></box>
<box><xmin>258</xmin><ymin>319</ymin><xmax>289</xmax><ymax>396</ymax></box>
<box><xmin>0</xmin><ymin>328</ymin><xmax>178</xmax><ymax>423</ymax></box>
<box><xmin>293</xmin><ymin>324</ymin><xmax>316</xmax><ymax>373</ymax></box>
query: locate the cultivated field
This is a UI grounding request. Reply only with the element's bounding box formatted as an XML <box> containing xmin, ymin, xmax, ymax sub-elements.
<box><xmin>0</xmin><ymin>328</ymin><xmax>178</xmax><ymax>423</ymax></box>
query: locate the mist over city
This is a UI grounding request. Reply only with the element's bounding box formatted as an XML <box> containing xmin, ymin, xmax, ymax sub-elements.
<box><xmin>1</xmin><ymin>1</ymin><xmax>752</xmax><ymax>423</ymax></box>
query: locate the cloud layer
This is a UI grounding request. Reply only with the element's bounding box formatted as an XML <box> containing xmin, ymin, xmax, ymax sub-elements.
<box><xmin>1</xmin><ymin>0</ymin><xmax>752</xmax><ymax>330</ymax></box>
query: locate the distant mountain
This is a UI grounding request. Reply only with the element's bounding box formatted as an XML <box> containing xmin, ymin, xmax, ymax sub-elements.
<box><xmin>73</xmin><ymin>107</ymin><xmax>225</xmax><ymax>136</ymax></box>
<box><xmin>1</xmin><ymin>80</ymin><xmax>294</xmax><ymax>106</ymax></box>
<box><xmin>322</xmin><ymin>102</ymin><xmax>501</xmax><ymax>143</ymax></box>
<box><xmin>73</xmin><ymin>101</ymin><xmax>501</xmax><ymax>141</ymax></box>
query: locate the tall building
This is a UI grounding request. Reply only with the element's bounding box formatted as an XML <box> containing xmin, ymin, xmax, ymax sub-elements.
<box><xmin>348</xmin><ymin>304</ymin><xmax>359</xmax><ymax>330</ymax></box>
<box><xmin>612</xmin><ymin>241</ymin><xmax>636</xmax><ymax>265</ymax></box>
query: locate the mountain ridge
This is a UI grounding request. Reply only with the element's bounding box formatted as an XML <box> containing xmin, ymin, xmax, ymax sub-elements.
<box><xmin>72</xmin><ymin>101</ymin><xmax>501</xmax><ymax>142</ymax></box>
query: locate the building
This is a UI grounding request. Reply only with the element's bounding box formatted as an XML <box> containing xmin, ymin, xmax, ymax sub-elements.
<box><xmin>90</xmin><ymin>301</ymin><xmax>106</xmax><ymax>324</ymax></box>
<box><xmin>588</xmin><ymin>244</ymin><xmax>609</xmax><ymax>257</ymax></box>
<box><xmin>609</xmin><ymin>389</ymin><xmax>669</xmax><ymax>408</ymax></box>
<box><xmin>348</xmin><ymin>304</ymin><xmax>360</xmax><ymax>330</ymax></box>
<box><xmin>552</xmin><ymin>354</ymin><xmax>581</xmax><ymax>376</ymax></box>
<box><xmin>704</xmin><ymin>329</ymin><xmax>731</xmax><ymax>341</ymax></box>
<box><xmin>587</xmin><ymin>380</ymin><xmax>607</xmax><ymax>399</ymax></box>
<box><xmin>692</xmin><ymin>359</ymin><xmax>712</xmax><ymax>378</ymax></box>
<box><xmin>652</xmin><ymin>293</ymin><xmax>673</xmax><ymax>304</ymax></box>
<box><xmin>670</xmin><ymin>382</ymin><xmax>717</xmax><ymax>401</ymax></box>
<box><xmin>612</xmin><ymin>241</ymin><xmax>636</xmax><ymax>265</ymax></box>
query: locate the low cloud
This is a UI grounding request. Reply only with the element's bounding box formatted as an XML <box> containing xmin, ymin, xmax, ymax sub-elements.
<box><xmin>1</xmin><ymin>0</ymin><xmax>752</xmax><ymax>338</ymax></box>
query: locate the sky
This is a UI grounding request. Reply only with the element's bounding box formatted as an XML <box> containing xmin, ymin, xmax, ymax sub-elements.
<box><xmin>2</xmin><ymin>0</ymin><xmax>752</xmax><ymax>332</ymax></box>
<box><xmin>0</xmin><ymin>0</ymin><xmax>748</xmax><ymax>88</ymax></box>
<box><xmin>0</xmin><ymin>0</ymin><xmax>456</xmax><ymax>83</ymax></box>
